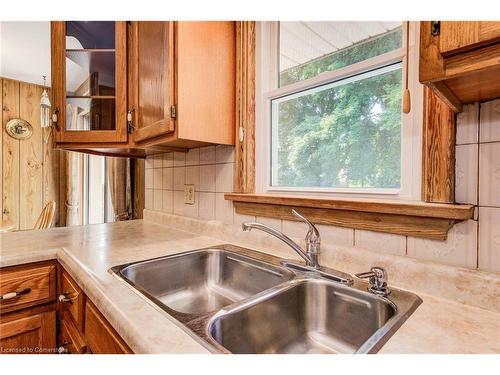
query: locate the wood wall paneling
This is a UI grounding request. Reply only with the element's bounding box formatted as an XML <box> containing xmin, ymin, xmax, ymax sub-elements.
<box><xmin>422</xmin><ymin>87</ymin><xmax>456</xmax><ymax>203</ymax></box>
<box><xmin>19</xmin><ymin>83</ymin><xmax>44</xmax><ymax>230</ymax></box>
<box><xmin>2</xmin><ymin>79</ymin><xmax>20</xmax><ymax>229</ymax></box>
<box><xmin>1</xmin><ymin>78</ymin><xmax>61</xmax><ymax>230</ymax></box>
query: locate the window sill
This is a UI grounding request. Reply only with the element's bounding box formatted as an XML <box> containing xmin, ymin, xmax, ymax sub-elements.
<box><xmin>224</xmin><ymin>193</ymin><xmax>475</xmax><ymax>240</ymax></box>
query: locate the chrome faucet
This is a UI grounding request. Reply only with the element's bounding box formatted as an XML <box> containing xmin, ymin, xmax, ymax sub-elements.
<box><xmin>242</xmin><ymin>209</ymin><xmax>321</xmax><ymax>268</ymax></box>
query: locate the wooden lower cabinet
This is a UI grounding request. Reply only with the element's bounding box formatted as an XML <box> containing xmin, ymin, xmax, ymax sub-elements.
<box><xmin>0</xmin><ymin>305</ymin><xmax>56</xmax><ymax>354</ymax></box>
<box><xmin>58</xmin><ymin>312</ymin><xmax>87</xmax><ymax>354</ymax></box>
<box><xmin>0</xmin><ymin>261</ymin><xmax>133</xmax><ymax>354</ymax></box>
<box><xmin>84</xmin><ymin>301</ymin><xmax>132</xmax><ymax>354</ymax></box>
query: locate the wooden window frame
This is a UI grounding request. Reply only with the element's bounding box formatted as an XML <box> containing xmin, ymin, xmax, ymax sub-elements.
<box><xmin>230</xmin><ymin>21</ymin><xmax>474</xmax><ymax>241</ymax></box>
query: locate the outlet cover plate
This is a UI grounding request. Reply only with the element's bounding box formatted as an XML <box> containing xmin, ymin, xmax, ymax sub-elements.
<box><xmin>184</xmin><ymin>184</ymin><xmax>195</xmax><ymax>205</ymax></box>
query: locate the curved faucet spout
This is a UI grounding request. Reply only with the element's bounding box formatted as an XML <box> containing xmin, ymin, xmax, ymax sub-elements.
<box><xmin>242</xmin><ymin>222</ymin><xmax>314</xmax><ymax>266</ymax></box>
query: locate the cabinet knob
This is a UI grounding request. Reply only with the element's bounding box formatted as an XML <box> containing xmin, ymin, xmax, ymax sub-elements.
<box><xmin>58</xmin><ymin>293</ymin><xmax>73</xmax><ymax>304</ymax></box>
<box><xmin>57</xmin><ymin>341</ymin><xmax>69</xmax><ymax>354</ymax></box>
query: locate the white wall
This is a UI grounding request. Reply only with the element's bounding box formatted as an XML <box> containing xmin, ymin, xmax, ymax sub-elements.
<box><xmin>0</xmin><ymin>21</ymin><xmax>51</xmax><ymax>85</ymax></box>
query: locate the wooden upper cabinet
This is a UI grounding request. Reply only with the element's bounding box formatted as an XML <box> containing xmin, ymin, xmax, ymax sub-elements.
<box><xmin>420</xmin><ymin>21</ymin><xmax>500</xmax><ymax>112</ymax></box>
<box><xmin>128</xmin><ymin>21</ymin><xmax>175</xmax><ymax>143</ymax></box>
<box><xmin>439</xmin><ymin>21</ymin><xmax>500</xmax><ymax>56</ymax></box>
<box><xmin>50</xmin><ymin>21</ymin><xmax>235</xmax><ymax>156</ymax></box>
<box><xmin>51</xmin><ymin>21</ymin><xmax>128</xmax><ymax>144</ymax></box>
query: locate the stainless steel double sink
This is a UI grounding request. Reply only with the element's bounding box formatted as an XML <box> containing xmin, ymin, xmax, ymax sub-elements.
<box><xmin>110</xmin><ymin>245</ymin><xmax>422</xmax><ymax>354</ymax></box>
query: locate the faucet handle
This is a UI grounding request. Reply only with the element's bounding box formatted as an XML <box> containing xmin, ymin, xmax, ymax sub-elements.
<box><xmin>355</xmin><ymin>267</ymin><xmax>390</xmax><ymax>296</ymax></box>
<box><xmin>291</xmin><ymin>209</ymin><xmax>320</xmax><ymax>245</ymax></box>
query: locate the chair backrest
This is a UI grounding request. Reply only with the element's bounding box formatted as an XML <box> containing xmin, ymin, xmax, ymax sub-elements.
<box><xmin>34</xmin><ymin>201</ymin><xmax>56</xmax><ymax>230</ymax></box>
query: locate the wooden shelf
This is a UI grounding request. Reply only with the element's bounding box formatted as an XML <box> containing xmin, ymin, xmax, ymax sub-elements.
<box><xmin>66</xmin><ymin>49</ymin><xmax>115</xmax><ymax>52</ymax></box>
<box><xmin>66</xmin><ymin>95</ymin><xmax>115</xmax><ymax>99</ymax></box>
<box><xmin>225</xmin><ymin>193</ymin><xmax>475</xmax><ymax>240</ymax></box>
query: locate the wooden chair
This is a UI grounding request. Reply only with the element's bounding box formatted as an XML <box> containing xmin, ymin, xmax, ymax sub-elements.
<box><xmin>34</xmin><ymin>201</ymin><xmax>56</xmax><ymax>230</ymax></box>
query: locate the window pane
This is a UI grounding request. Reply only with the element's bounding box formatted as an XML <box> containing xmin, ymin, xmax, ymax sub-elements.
<box><xmin>271</xmin><ymin>66</ymin><xmax>402</xmax><ymax>189</ymax></box>
<box><xmin>66</xmin><ymin>98</ymin><xmax>115</xmax><ymax>131</ymax></box>
<box><xmin>66</xmin><ymin>21</ymin><xmax>115</xmax><ymax>49</ymax></box>
<box><xmin>279</xmin><ymin>22</ymin><xmax>402</xmax><ymax>87</ymax></box>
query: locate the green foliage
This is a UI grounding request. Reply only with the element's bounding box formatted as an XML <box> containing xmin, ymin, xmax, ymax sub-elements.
<box><xmin>274</xmin><ymin>28</ymin><xmax>403</xmax><ymax>189</ymax></box>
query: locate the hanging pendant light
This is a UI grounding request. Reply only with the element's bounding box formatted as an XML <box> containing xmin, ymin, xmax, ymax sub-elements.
<box><xmin>40</xmin><ymin>76</ymin><xmax>51</xmax><ymax>129</ymax></box>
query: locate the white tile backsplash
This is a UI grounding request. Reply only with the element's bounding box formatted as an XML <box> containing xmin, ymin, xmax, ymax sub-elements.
<box><xmin>234</xmin><ymin>210</ymin><xmax>256</xmax><ymax>227</ymax></box>
<box><xmin>479</xmin><ymin>142</ymin><xmax>500</xmax><ymax>207</ymax></box>
<box><xmin>407</xmin><ymin>220</ymin><xmax>478</xmax><ymax>268</ymax></box>
<box><xmin>355</xmin><ymin>230</ymin><xmax>406</xmax><ymax>256</ymax></box>
<box><xmin>215</xmin><ymin>163</ymin><xmax>233</xmax><ymax>192</ymax></box>
<box><xmin>478</xmin><ymin>207</ymin><xmax>500</xmax><ymax>273</ymax></box>
<box><xmin>162</xmin><ymin>190</ymin><xmax>173</xmax><ymax>213</ymax></box>
<box><xmin>145</xmin><ymin>188</ymin><xmax>153</xmax><ymax>210</ymax></box>
<box><xmin>480</xmin><ymin>99</ymin><xmax>500</xmax><ymax>143</ymax></box>
<box><xmin>215</xmin><ymin>145</ymin><xmax>234</xmax><ymax>163</ymax></box>
<box><xmin>163</xmin><ymin>153</ymin><xmax>173</xmax><ymax>168</ymax></box>
<box><xmin>185</xmin><ymin>148</ymin><xmax>200</xmax><ymax>166</ymax></box>
<box><xmin>173</xmin><ymin>167</ymin><xmax>185</xmax><ymax>191</ymax></box>
<box><xmin>199</xmin><ymin>164</ymin><xmax>216</xmax><ymax>192</ymax></box>
<box><xmin>145</xmin><ymin>168</ymin><xmax>153</xmax><ymax>189</ymax></box>
<box><xmin>153</xmin><ymin>168</ymin><xmax>163</xmax><ymax>190</ymax></box>
<box><xmin>456</xmin><ymin>103</ymin><xmax>479</xmax><ymax>145</ymax></box>
<box><xmin>186</xmin><ymin>166</ymin><xmax>200</xmax><ymax>188</ymax></box>
<box><xmin>153</xmin><ymin>189</ymin><xmax>163</xmax><ymax>211</ymax></box>
<box><xmin>215</xmin><ymin>193</ymin><xmax>234</xmax><ymax>224</ymax></box>
<box><xmin>198</xmin><ymin>192</ymin><xmax>216</xmax><ymax>221</ymax></box>
<box><xmin>153</xmin><ymin>154</ymin><xmax>163</xmax><ymax>169</ymax></box>
<box><xmin>455</xmin><ymin>144</ymin><xmax>478</xmax><ymax>205</ymax></box>
<box><xmin>199</xmin><ymin>146</ymin><xmax>216</xmax><ymax>165</ymax></box>
<box><xmin>173</xmin><ymin>152</ymin><xmax>186</xmax><ymax>167</ymax></box>
<box><xmin>162</xmin><ymin>167</ymin><xmax>173</xmax><ymax>190</ymax></box>
<box><xmin>318</xmin><ymin>224</ymin><xmax>354</xmax><ymax>248</ymax></box>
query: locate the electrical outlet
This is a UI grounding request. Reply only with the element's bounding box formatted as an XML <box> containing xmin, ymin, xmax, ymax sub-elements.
<box><xmin>184</xmin><ymin>184</ymin><xmax>195</xmax><ymax>205</ymax></box>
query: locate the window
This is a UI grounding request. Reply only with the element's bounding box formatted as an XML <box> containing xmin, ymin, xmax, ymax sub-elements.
<box><xmin>82</xmin><ymin>154</ymin><xmax>114</xmax><ymax>225</ymax></box>
<box><xmin>257</xmin><ymin>22</ymin><xmax>422</xmax><ymax>198</ymax></box>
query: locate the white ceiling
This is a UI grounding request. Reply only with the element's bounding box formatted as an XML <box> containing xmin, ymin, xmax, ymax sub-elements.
<box><xmin>0</xmin><ymin>21</ymin><xmax>51</xmax><ymax>86</ymax></box>
<box><xmin>280</xmin><ymin>21</ymin><xmax>402</xmax><ymax>71</ymax></box>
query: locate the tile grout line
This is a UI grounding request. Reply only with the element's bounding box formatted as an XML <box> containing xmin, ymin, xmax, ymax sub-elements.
<box><xmin>476</xmin><ymin>103</ymin><xmax>481</xmax><ymax>269</ymax></box>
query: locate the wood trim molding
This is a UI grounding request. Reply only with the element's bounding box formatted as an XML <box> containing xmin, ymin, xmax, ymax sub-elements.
<box><xmin>225</xmin><ymin>193</ymin><xmax>474</xmax><ymax>240</ymax></box>
<box><xmin>422</xmin><ymin>87</ymin><xmax>456</xmax><ymax>203</ymax></box>
<box><xmin>234</xmin><ymin>21</ymin><xmax>256</xmax><ymax>193</ymax></box>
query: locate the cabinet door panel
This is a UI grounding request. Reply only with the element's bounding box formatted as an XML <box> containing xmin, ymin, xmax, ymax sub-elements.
<box><xmin>440</xmin><ymin>21</ymin><xmax>500</xmax><ymax>56</ymax></box>
<box><xmin>129</xmin><ymin>21</ymin><xmax>175</xmax><ymax>143</ymax></box>
<box><xmin>59</xmin><ymin>313</ymin><xmax>87</xmax><ymax>354</ymax></box>
<box><xmin>0</xmin><ymin>310</ymin><xmax>56</xmax><ymax>354</ymax></box>
<box><xmin>51</xmin><ymin>21</ymin><xmax>128</xmax><ymax>143</ymax></box>
<box><xmin>58</xmin><ymin>270</ymin><xmax>85</xmax><ymax>331</ymax></box>
<box><xmin>85</xmin><ymin>300</ymin><xmax>132</xmax><ymax>354</ymax></box>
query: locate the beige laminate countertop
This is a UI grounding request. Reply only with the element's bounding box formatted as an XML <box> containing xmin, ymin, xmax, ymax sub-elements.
<box><xmin>1</xmin><ymin>220</ymin><xmax>499</xmax><ymax>354</ymax></box>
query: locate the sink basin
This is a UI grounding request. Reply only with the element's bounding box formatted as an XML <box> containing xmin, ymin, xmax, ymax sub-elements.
<box><xmin>208</xmin><ymin>279</ymin><xmax>416</xmax><ymax>354</ymax></box>
<box><xmin>112</xmin><ymin>245</ymin><xmax>421</xmax><ymax>354</ymax></box>
<box><xmin>112</xmin><ymin>248</ymin><xmax>294</xmax><ymax>315</ymax></box>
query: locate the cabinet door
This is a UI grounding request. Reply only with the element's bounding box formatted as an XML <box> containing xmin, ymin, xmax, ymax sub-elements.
<box><xmin>440</xmin><ymin>21</ymin><xmax>500</xmax><ymax>55</ymax></box>
<box><xmin>128</xmin><ymin>21</ymin><xmax>175</xmax><ymax>143</ymax></box>
<box><xmin>51</xmin><ymin>21</ymin><xmax>128</xmax><ymax>144</ymax></box>
<box><xmin>0</xmin><ymin>309</ymin><xmax>56</xmax><ymax>354</ymax></box>
<box><xmin>58</xmin><ymin>313</ymin><xmax>87</xmax><ymax>354</ymax></box>
<box><xmin>85</xmin><ymin>300</ymin><xmax>132</xmax><ymax>354</ymax></box>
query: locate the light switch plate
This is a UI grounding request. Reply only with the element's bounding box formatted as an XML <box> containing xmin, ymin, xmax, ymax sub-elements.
<box><xmin>184</xmin><ymin>184</ymin><xmax>195</xmax><ymax>205</ymax></box>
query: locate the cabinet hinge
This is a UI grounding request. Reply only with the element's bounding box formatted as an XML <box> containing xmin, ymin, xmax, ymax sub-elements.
<box><xmin>170</xmin><ymin>105</ymin><xmax>177</xmax><ymax>119</ymax></box>
<box><xmin>127</xmin><ymin>108</ymin><xmax>135</xmax><ymax>134</ymax></box>
<box><xmin>431</xmin><ymin>21</ymin><xmax>440</xmax><ymax>37</ymax></box>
